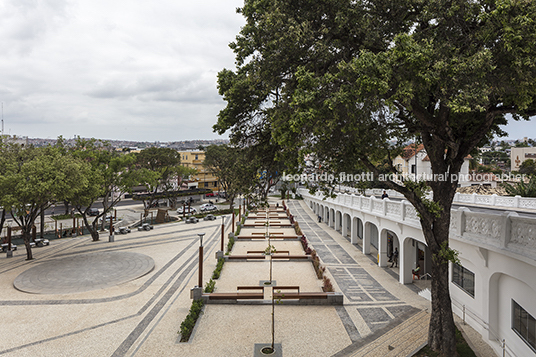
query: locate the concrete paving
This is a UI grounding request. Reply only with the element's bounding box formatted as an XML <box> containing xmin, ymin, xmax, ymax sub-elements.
<box><xmin>0</xmin><ymin>199</ymin><xmax>494</xmax><ymax>356</ymax></box>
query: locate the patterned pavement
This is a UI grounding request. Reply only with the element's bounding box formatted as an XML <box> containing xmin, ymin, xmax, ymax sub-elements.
<box><xmin>287</xmin><ymin>200</ymin><xmax>424</xmax><ymax>340</ymax></box>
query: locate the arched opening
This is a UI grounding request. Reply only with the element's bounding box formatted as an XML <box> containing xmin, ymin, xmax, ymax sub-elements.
<box><xmin>401</xmin><ymin>237</ymin><xmax>431</xmax><ymax>285</ymax></box>
<box><xmin>363</xmin><ymin>222</ymin><xmax>378</xmax><ymax>257</ymax></box>
<box><xmin>335</xmin><ymin>210</ymin><xmax>342</xmax><ymax>232</ymax></box>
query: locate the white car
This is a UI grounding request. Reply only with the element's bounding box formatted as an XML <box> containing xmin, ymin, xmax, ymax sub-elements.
<box><xmin>200</xmin><ymin>203</ymin><xmax>217</xmax><ymax>212</ymax></box>
<box><xmin>177</xmin><ymin>206</ymin><xmax>197</xmax><ymax>214</ymax></box>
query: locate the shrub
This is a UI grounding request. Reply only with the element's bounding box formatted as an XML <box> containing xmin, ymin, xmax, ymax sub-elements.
<box><xmin>212</xmin><ymin>258</ymin><xmax>225</xmax><ymax>279</ymax></box>
<box><xmin>323</xmin><ymin>276</ymin><xmax>334</xmax><ymax>292</ymax></box>
<box><xmin>295</xmin><ymin>222</ymin><xmax>302</xmax><ymax>235</ymax></box>
<box><xmin>310</xmin><ymin>250</ymin><xmax>325</xmax><ymax>279</ymax></box>
<box><xmin>226</xmin><ymin>235</ymin><xmax>235</xmax><ymax>253</ymax></box>
<box><xmin>204</xmin><ymin>279</ymin><xmax>216</xmax><ymax>293</ymax></box>
<box><xmin>179</xmin><ymin>299</ymin><xmax>204</xmax><ymax>342</ymax></box>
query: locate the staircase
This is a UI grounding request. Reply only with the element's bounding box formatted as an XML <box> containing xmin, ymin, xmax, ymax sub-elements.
<box><xmin>348</xmin><ymin>310</ymin><xmax>430</xmax><ymax>357</ymax></box>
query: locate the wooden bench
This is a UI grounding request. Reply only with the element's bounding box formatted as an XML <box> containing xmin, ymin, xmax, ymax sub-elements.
<box><xmin>247</xmin><ymin>250</ymin><xmax>289</xmax><ymax>255</ymax></box>
<box><xmin>227</xmin><ymin>254</ymin><xmax>266</xmax><ymax>260</ymax></box>
<box><xmin>272</xmin><ymin>286</ymin><xmax>329</xmax><ymax>300</ymax></box>
<box><xmin>206</xmin><ymin>286</ymin><xmax>264</xmax><ymax>300</ymax></box>
<box><xmin>272</xmin><ymin>254</ymin><xmax>309</xmax><ymax>260</ymax></box>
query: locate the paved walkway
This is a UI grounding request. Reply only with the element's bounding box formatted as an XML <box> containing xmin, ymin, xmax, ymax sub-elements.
<box><xmin>0</xmin><ymin>199</ymin><xmax>495</xmax><ymax>356</ymax></box>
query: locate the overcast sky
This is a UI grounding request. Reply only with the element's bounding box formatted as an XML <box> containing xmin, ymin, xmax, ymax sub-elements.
<box><xmin>1</xmin><ymin>0</ymin><xmax>245</xmax><ymax>142</ymax></box>
<box><xmin>0</xmin><ymin>1</ymin><xmax>533</xmax><ymax>143</ymax></box>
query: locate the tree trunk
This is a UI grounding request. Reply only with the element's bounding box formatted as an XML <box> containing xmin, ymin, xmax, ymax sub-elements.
<box><xmin>82</xmin><ymin>214</ymin><xmax>100</xmax><ymax>241</ymax></box>
<box><xmin>421</xmin><ymin>182</ymin><xmax>458</xmax><ymax>356</ymax></box>
<box><xmin>428</xmin><ymin>253</ymin><xmax>457</xmax><ymax>355</ymax></box>
<box><xmin>0</xmin><ymin>210</ymin><xmax>6</xmax><ymax>240</ymax></box>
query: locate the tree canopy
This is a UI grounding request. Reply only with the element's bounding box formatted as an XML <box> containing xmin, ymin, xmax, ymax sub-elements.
<box><xmin>216</xmin><ymin>1</ymin><xmax>536</xmax><ymax>354</ymax></box>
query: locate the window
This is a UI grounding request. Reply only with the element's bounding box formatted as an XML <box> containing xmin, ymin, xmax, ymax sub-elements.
<box><xmin>452</xmin><ymin>263</ymin><xmax>475</xmax><ymax>298</ymax></box>
<box><xmin>513</xmin><ymin>300</ymin><xmax>536</xmax><ymax>352</ymax></box>
<box><xmin>411</xmin><ymin>164</ymin><xmax>416</xmax><ymax>174</ymax></box>
<box><xmin>195</xmin><ymin>154</ymin><xmax>198</xmax><ymax>160</ymax></box>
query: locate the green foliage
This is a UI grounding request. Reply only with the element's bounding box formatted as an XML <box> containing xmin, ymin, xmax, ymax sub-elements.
<box><xmin>133</xmin><ymin>147</ymin><xmax>194</xmax><ymax>209</ymax></box>
<box><xmin>226</xmin><ymin>234</ymin><xmax>235</xmax><ymax>253</ymax></box>
<box><xmin>518</xmin><ymin>159</ymin><xmax>536</xmax><ymax>176</ymax></box>
<box><xmin>502</xmin><ymin>175</ymin><xmax>536</xmax><ymax>197</ymax></box>
<box><xmin>204</xmin><ymin>279</ymin><xmax>216</xmax><ymax>293</ymax></box>
<box><xmin>264</xmin><ymin>244</ymin><xmax>277</xmax><ymax>255</ymax></box>
<box><xmin>435</xmin><ymin>241</ymin><xmax>460</xmax><ymax>265</ymax></box>
<box><xmin>179</xmin><ymin>299</ymin><xmax>204</xmax><ymax>342</ymax></box>
<box><xmin>52</xmin><ymin>213</ymin><xmax>83</xmax><ymax>220</ymax></box>
<box><xmin>404</xmin><ymin>180</ymin><xmax>443</xmax><ymax>218</ymax></box>
<box><xmin>212</xmin><ymin>258</ymin><xmax>225</xmax><ymax>280</ymax></box>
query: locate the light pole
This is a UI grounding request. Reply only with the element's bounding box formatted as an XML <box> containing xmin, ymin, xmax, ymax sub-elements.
<box><xmin>198</xmin><ymin>233</ymin><xmax>205</xmax><ymax>288</ymax></box>
<box><xmin>221</xmin><ymin>216</ymin><xmax>225</xmax><ymax>252</ymax></box>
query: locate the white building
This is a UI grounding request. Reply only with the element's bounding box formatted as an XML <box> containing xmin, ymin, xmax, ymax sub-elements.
<box><xmin>510</xmin><ymin>147</ymin><xmax>536</xmax><ymax>171</ymax></box>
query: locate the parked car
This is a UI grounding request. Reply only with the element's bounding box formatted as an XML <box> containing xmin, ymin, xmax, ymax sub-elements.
<box><xmin>205</xmin><ymin>192</ymin><xmax>215</xmax><ymax>197</ymax></box>
<box><xmin>137</xmin><ymin>223</ymin><xmax>153</xmax><ymax>231</ymax></box>
<box><xmin>88</xmin><ymin>208</ymin><xmax>99</xmax><ymax>216</ymax></box>
<box><xmin>177</xmin><ymin>207</ymin><xmax>197</xmax><ymax>214</ymax></box>
<box><xmin>199</xmin><ymin>203</ymin><xmax>217</xmax><ymax>212</ymax></box>
<box><xmin>203</xmin><ymin>214</ymin><xmax>216</xmax><ymax>221</ymax></box>
<box><xmin>119</xmin><ymin>227</ymin><xmax>131</xmax><ymax>234</ymax></box>
<box><xmin>185</xmin><ymin>217</ymin><xmax>199</xmax><ymax>224</ymax></box>
<box><xmin>1</xmin><ymin>244</ymin><xmax>17</xmax><ymax>252</ymax></box>
<box><xmin>34</xmin><ymin>238</ymin><xmax>50</xmax><ymax>247</ymax></box>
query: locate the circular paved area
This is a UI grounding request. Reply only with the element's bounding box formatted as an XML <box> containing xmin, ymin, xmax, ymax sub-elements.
<box><xmin>14</xmin><ymin>251</ymin><xmax>155</xmax><ymax>294</ymax></box>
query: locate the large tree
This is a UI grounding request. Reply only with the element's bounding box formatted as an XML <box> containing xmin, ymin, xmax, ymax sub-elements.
<box><xmin>1</xmin><ymin>144</ymin><xmax>89</xmax><ymax>260</ymax></box>
<box><xmin>216</xmin><ymin>0</ymin><xmax>536</xmax><ymax>354</ymax></box>
<box><xmin>133</xmin><ymin>147</ymin><xmax>193</xmax><ymax>211</ymax></box>
<box><xmin>204</xmin><ymin>144</ymin><xmax>257</xmax><ymax>208</ymax></box>
<box><xmin>69</xmin><ymin>138</ymin><xmax>139</xmax><ymax>240</ymax></box>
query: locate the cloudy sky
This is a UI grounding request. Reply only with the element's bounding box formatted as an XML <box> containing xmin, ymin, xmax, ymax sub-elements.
<box><xmin>1</xmin><ymin>0</ymin><xmax>245</xmax><ymax>142</ymax></box>
<box><xmin>0</xmin><ymin>0</ymin><xmax>533</xmax><ymax>143</ymax></box>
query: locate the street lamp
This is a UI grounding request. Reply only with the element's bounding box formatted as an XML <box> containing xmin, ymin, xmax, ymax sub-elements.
<box><xmin>197</xmin><ymin>233</ymin><xmax>206</xmax><ymax>288</ymax></box>
<box><xmin>221</xmin><ymin>216</ymin><xmax>226</xmax><ymax>252</ymax></box>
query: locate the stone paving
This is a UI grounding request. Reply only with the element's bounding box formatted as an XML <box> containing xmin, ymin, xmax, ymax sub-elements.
<box><xmin>0</xmin><ymin>200</ymin><xmax>495</xmax><ymax>356</ymax></box>
<box><xmin>14</xmin><ymin>251</ymin><xmax>155</xmax><ymax>294</ymax></box>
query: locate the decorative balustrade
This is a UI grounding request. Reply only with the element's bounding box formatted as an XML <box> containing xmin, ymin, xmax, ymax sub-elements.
<box><xmin>300</xmin><ymin>188</ymin><xmax>536</xmax><ymax>262</ymax></box>
<box><xmin>338</xmin><ymin>185</ymin><xmax>536</xmax><ymax>210</ymax></box>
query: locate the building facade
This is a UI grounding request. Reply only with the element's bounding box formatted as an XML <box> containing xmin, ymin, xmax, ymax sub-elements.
<box><xmin>179</xmin><ymin>150</ymin><xmax>220</xmax><ymax>192</ymax></box>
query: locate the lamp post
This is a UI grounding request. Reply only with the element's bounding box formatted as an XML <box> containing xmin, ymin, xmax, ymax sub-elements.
<box><xmin>221</xmin><ymin>216</ymin><xmax>225</xmax><ymax>252</ymax></box>
<box><xmin>232</xmin><ymin>206</ymin><xmax>235</xmax><ymax>234</ymax></box>
<box><xmin>198</xmin><ymin>233</ymin><xmax>205</xmax><ymax>288</ymax></box>
<box><xmin>239</xmin><ymin>196</ymin><xmax>242</xmax><ymax>222</ymax></box>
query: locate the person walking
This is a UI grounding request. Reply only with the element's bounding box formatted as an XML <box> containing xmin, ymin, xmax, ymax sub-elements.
<box><xmin>391</xmin><ymin>247</ymin><xmax>399</xmax><ymax>268</ymax></box>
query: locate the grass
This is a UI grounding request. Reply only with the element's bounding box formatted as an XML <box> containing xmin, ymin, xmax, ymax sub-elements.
<box><xmin>414</xmin><ymin>328</ymin><xmax>476</xmax><ymax>357</ymax></box>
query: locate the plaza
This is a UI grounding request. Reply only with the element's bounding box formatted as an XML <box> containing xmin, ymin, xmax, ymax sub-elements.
<box><xmin>0</xmin><ymin>200</ymin><xmax>494</xmax><ymax>356</ymax></box>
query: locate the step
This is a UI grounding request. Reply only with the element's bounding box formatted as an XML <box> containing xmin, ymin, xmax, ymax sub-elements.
<box><xmin>349</xmin><ymin>310</ymin><xmax>430</xmax><ymax>357</ymax></box>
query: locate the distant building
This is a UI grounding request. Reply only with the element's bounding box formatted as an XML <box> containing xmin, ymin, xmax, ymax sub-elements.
<box><xmin>178</xmin><ymin>150</ymin><xmax>220</xmax><ymax>192</ymax></box>
<box><xmin>510</xmin><ymin>147</ymin><xmax>536</xmax><ymax>171</ymax></box>
<box><xmin>4</xmin><ymin>135</ymin><xmax>29</xmax><ymax>147</ymax></box>
<box><xmin>393</xmin><ymin>143</ymin><xmax>471</xmax><ymax>185</ymax></box>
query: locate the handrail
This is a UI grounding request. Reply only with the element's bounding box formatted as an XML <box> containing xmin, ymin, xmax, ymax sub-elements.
<box><xmin>451</xmin><ymin>297</ymin><xmax>517</xmax><ymax>357</ymax></box>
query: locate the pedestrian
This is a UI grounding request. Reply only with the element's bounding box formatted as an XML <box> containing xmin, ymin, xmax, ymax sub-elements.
<box><xmin>318</xmin><ymin>215</ymin><xmax>322</xmax><ymax>223</ymax></box>
<box><xmin>391</xmin><ymin>247</ymin><xmax>399</xmax><ymax>268</ymax></box>
<box><xmin>381</xmin><ymin>190</ymin><xmax>389</xmax><ymax>199</ymax></box>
